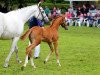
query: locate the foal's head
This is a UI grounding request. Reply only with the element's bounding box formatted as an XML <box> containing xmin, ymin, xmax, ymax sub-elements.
<box><xmin>60</xmin><ymin>15</ymin><xmax>68</xmax><ymax>30</ymax></box>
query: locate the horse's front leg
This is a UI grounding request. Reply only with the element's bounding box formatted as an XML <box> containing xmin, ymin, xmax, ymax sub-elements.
<box><xmin>53</xmin><ymin>41</ymin><xmax>61</xmax><ymax>66</ymax></box>
<box><xmin>4</xmin><ymin>37</ymin><xmax>20</xmax><ymax>68</ymax></box>
<box><xmin>44</xmin><ymin>42</ymin><xmax>54</xmax><ymax>63</ymax></box>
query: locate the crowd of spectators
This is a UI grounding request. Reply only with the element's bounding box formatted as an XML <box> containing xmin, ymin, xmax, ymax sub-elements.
<box><xmin>43</xmin><ymin>4</ymin><xmax>100</xmax><ymax>28</ymax></box>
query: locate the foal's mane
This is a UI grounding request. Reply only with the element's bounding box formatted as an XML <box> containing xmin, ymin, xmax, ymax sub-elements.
<box><xmin>50</xmin><ymin>16</ymin><xmax>63</xmax><ymax>27</ymax></box>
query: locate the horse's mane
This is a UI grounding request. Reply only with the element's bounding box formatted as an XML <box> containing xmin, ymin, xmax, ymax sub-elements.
<box><xmin>6</xmin><ymin>5</ymin><xmax>37</xmax><ymax>14</ymax></box>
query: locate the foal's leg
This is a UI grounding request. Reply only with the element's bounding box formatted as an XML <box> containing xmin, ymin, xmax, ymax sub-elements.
<box><xmin>4</xmin><ymin>37</ymin><xmax>20</xmax><ymax>68</ymax></box>
<box><xmin>29</xmin><ymin>50</ymin><xmax>36</xmax><ymax>68</ymax></box>
<box><xmin>53</xmin><ymin>41</ymin><xmax>61</xmax><ymax>66</ymax></box>
<box><xmin>22</xmin><ymin>38</ymin><xmax>41</xmax><ymax>69</ymax></box>
<box><xmin>44</xmin><ymin>42</ymin><xmax>54</xmax><ymax>63</ymax></box>
<box><xmin>30</xmin><ymin>56</ymin><xmax>36</xmax><ymax>68</ymax></box>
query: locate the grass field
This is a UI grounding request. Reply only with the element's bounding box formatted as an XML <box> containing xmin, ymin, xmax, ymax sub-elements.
<box><xmin>0</xmin><ymin>25</ymin><xmax>100</xmax><ymax>75</ymax></box>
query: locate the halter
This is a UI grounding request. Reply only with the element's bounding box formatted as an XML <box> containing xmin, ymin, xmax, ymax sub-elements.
<box><xmin>37</xmin><ymin>5</ymin><xmax>47</xmax><ymax>21</ymax></box>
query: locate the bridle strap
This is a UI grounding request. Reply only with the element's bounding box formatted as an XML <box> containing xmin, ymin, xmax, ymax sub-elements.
<box><xmin>37</xmin><ymin>5</ymin><xmax>46</xmax><ymax>21</ymax></box>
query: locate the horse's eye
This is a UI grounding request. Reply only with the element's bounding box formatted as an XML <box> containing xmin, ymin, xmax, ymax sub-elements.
<box><xmin>41</xmin><ymin>11</ymin><xmax>44</xmax><ymax>13</ymax></box>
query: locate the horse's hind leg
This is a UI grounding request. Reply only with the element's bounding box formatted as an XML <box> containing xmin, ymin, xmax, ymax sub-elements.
<box><xmin>4</xmin><ymin>37</ymin><xmax>20</xmax><ymax>68</ymax></box>
<box><xmin>15</xmin><ymin>45</ymin><xmax>22</xmax><ymax>63</ymax></box>
<box><xmin>44</xmin><ymin>42</ymin><xmax>54</xmax><ymax>63</ymax></box>
<box><xmin>53</xmin><ymin>41</ymin><xmax>61</xmax><ymax>66</ymax></box>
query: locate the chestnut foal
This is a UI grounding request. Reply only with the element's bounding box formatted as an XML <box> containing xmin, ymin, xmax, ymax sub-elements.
<box><xmin>21</xmin><ymin>15</ymin><xmax>68</xmax><ymax>70</ymax></box>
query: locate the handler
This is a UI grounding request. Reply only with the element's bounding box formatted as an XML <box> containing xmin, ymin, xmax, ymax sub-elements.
<box><xmin>28</xmin><ymin>16</ymin><xmax>44</xmax><ymax>59</ymax></box>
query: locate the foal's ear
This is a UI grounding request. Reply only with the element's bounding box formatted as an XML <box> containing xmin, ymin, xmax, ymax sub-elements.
<box><xmin>61</xmin><ymin>14</ymin><xmax>66</xmax><ymax>18</ymax></box>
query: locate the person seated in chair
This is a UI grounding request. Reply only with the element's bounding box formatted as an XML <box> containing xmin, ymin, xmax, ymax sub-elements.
<box><xmin>65</xmin><ymin>11</ymin><xmax>72</xmax><ymax>26</ymax></box>
<box><xmin>76</xmin><ymin>13</ymin><xmax>84</xmax><ymax>26</ymax></box>
<box><xmin>95</xmin><ymin>11</ymin><xmax>100</xmax><ymax>28</ymax></box>
<box><xmin>86</xmin><ymin>13</ymin><xmax>94</xmax><ymax>27</ymax></box>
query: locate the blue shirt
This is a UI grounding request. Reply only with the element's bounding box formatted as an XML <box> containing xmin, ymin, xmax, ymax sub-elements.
<box><xmin>87</xmin><ymin>16</ymin><xmax>94</xmax><ymax>20</ymax></box>
<box><xmin>29</xmin><ymin>16</ymin><xmax>43</xmax><ymax>29</ymax></box>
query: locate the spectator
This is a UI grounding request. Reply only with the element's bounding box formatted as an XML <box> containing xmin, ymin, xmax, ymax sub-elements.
<box><xmin>51</xmin><ymin>7</ymin><xmax>57</xmax><ymax>20</ymax></box>
<box><xmin>81</xmin><ymin>5</ymin><xmax>89</xmax><ymax>16</ymax></box>
<box><xmin>65</xmin><ymin>11</ymin><xmax>72</xmax><ymax>26</ymax></box>
<box><xmin>76</xmin><ymin>7</ymin><xmax>82</xmax><ymax>17</ymax></box>
<box><xmin>95</xmin><ymin>11</ymin><xmax>100</xmax><ymax>27</ymax></box>
<box><xmin>89</xmin><ymin>5</ymin><xmax>96</xmax><ymax>10</ymax></box>
<box><xmin>44</xmin><ymin>6</ymin><xmax>51</xmax><ymax>17</ymax></box>
<box><xmin>83</xmin><ymin>13</ymin><xmax>88</xmax><ymax>26</ymax></box>
<box><xmin>61</xmin><ymin>6</ymin><xmax>66</xmax><ymax>14</ymax></box>
<box><xmin>68</xmin><ymin>6</ymin><xmax>73</xmax><ymax>14</ymax></box>
<box><xmin>56</xmin><ymin>8</ymin><xmax>61</xmax><ymax>16</ymax></box>
<box><xmin>76</xmin><ymin>13</ymin><xmax>84</xmax><ymax>26</ymax></box>
<box><xmin>87</xmin><ymin>13</ymin><xmax>94</xmax><ymax>27</ymax></box>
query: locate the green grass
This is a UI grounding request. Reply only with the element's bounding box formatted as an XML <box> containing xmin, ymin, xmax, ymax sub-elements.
<box><xmin>0</xmin><ymin>25</ymin><xmax>100</xmax><ymax>75</ymax></box>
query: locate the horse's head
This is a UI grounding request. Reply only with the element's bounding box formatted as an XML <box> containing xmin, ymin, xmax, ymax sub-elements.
<box><xmin>61</xmin><ymin>14</ymin><xmax>68</xmax><ymax>30</ymax></box>
<box><xmin>39</xmin><ymin>7</ymin><xmax>49</xmax><ymax>22</ymax></box>
<box><xmin>34</xmin><ymin>2</ymin><xmax>49</xmax><ymax>23</ymax></box>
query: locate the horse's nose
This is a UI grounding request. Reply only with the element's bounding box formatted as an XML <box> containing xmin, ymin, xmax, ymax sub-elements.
<box><xmin>45</xmin><ymin>18</ymin><xmax>49</xmax><ymax>23</ymax></box>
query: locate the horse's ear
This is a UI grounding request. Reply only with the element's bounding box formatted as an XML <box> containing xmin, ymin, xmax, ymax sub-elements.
<box><xmin>38</xmin><ymin>2</ymin><xmax>42</xmax><ymax>6</ymax></box>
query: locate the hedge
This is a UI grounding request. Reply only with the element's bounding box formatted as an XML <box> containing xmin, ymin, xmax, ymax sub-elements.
<box><xmin>41</xmin><ymin>2</ymin><xmax>70</xmax><ymax>9</ymax></box>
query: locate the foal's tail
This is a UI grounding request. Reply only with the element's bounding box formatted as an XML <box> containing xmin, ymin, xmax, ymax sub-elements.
<box><xmin>20</xmin><ymin>29</ymin><xmax>32</xmax><ymax>41</ymax></box>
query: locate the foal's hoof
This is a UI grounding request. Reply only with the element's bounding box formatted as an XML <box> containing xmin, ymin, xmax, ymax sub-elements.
<box><xmin>32</xmin><ymin>65</ymin><xmax>36</xmax><ymax>70</ymax></box>
<box><xmin>21</xmin><ymin>66</ymin><xmax>25</xmax><ymax>71</ymax></box>
<box><xmin>33</xmin><ymin>65</ymin><xmax>36</xmax><ymax>68</ymax></box>
<box><xmin>57</xmin><ymin>63</ymin><xmax>61</xmax><ymax>67</ymax></box>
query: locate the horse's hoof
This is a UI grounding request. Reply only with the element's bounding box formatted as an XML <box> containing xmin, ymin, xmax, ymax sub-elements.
<box><xmin>18</xmin><ymin>60</ymin><xmax>22</xmax><ymax>64</ymax></box>
<box><xmin>44</xmin><ymin>61</ymin><xmax>46</xmax><ymax>64</ymax></box>
<box><xmin>21</xmin><ymin>66</ymin><xmax>24</xmax><ymax>71</ymax></box>
<box><xmin>3</xmin><ymin>63</ymin><xmax>9</xmax><ymax>68</ymax></box>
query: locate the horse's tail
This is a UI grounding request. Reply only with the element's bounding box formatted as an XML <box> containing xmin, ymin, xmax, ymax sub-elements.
<box><xmin>20</xmin><ymin>29</ymin><xmax>32</xmax><ymax>41</ymax></box>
